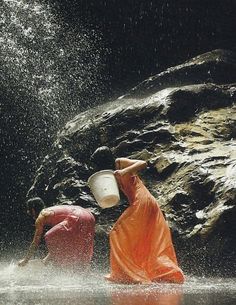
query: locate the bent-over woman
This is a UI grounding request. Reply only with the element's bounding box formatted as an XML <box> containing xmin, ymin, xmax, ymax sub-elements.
<box><xmin>91</xmin><ymin>146</ymin><xmax>184</xmax><ymax>284</ymax></box>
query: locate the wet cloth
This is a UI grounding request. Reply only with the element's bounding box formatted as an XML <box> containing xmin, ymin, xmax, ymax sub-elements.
<box><xmin>106</xmin><ymin>174</ymin><xmax>184</xmax><ymax>284</ymax></box>
<box><xmin>44</xmin><ymin>205</ymin><xmax>95</xmax><ymax>267</ymax></box>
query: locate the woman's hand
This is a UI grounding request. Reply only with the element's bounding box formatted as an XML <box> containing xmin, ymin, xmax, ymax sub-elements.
<box><xmin>114</xmin><ymin>169</ymin><xmax>127</xmax><ymax>177</ymax></box>
<box><xmin>42</xmin><ymin>252</ymin><xmax>51</xmax><ymax>265</ymax></box>
<box><xmin>18</xmin><ymin>258</ymin><xmax>28</xmax><ymax>267</ymax></box>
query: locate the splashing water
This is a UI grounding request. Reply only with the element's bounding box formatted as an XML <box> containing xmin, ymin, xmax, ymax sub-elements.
<box><xmin>1</xmin><ymin>0</ymin><xmax>106</xmax><ymax>124</ymax></box>
<box><xmin>0</xmin><ymin>0</ymin><xmax>108</xmax><ymax>251</ymax></box>
<box><xmin>0</xmin><ymin>261</ymin><xmax>236</xmax><ymax>305</ymax></box>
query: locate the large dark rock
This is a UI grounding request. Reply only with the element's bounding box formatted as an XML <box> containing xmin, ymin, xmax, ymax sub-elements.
<box><xmin>123</xmin><ymin>49</ymin><xmax>236</xmax><ymax>98</ymax></box>
<box><xmin>27</xmin><ymin>49</ymin><xmax>236</xmax><ymax>275</ymax></box>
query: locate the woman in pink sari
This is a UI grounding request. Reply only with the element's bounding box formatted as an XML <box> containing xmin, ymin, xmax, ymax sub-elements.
<box><xmin>18</xmin><ymin>197</ymin><xmax>95</xmax><ymax>268</ymax></box>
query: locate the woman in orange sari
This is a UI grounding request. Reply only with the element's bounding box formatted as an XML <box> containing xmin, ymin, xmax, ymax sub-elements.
<box><xmin>91</xmin><ymin>146</ymin><xmax>185</xmax><ymax>284</ymax></box>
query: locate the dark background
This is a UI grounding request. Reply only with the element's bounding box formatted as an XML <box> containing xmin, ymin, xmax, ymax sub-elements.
<box><xmin>1</xmin><ymin>0</ymin><xmax>236</xmax><ymax>254</ymax></box>
<box><xmin>53</xmin><ymin>0</ymin><xmax>236</xmax><ymax>93</ymax></box>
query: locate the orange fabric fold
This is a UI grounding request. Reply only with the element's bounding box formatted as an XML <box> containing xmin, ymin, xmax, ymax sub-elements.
<box><xmin>106</xmin><ymin>174</ymin><xmax>185</xmax><ymax>284</ymax></box>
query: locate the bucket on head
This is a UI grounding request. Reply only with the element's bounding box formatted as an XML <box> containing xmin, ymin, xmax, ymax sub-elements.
<box><xmin>88</xmin><ymin>170</ymin><xmax>120</xmax><ymax>209</ymax></box>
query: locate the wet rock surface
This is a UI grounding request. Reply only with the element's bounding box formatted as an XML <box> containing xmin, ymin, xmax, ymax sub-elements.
<box><xmin>27</xmin><ymin>49</ymin><xmax>236</xmax><ymax>275</ymax></box>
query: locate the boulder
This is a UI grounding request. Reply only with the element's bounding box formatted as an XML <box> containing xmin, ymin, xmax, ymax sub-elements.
<box><xmin>27</xmin><ymin>49</ymin><xmax>236</xmax><ymax>275</ymax></box>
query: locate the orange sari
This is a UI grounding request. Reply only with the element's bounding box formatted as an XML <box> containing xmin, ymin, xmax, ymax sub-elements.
<box><xmin>106</xmin><ymin>174</ymin><xmax>184</xmax><ymax>284</ymax></box>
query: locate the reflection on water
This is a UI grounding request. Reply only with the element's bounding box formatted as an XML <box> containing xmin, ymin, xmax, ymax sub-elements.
<box><xmin>111</xmin><ymin>288</ymin><xmax>182</xmax><ymax>305</ymax></box>
<box><xmin>0</xmin><ymin>261</ymin><xmax>235</xmax><ymax>305</ymax></box>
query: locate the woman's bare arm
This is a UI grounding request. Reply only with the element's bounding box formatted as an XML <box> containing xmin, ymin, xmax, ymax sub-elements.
<box><xmin>18</xmin><ymin>213</ymin><xmax>45</xmax><ymax>266</ymax></box>
<box><xmin>115</xmin><ymin>158</ymin><xmax>147</xmax><ymax>176</ymax></box>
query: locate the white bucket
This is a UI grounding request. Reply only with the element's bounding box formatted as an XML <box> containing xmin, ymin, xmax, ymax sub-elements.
<box><xmin>88</xmin><ymin>170</ymin><xmax>120</xmax><ymax>209</ymax></box>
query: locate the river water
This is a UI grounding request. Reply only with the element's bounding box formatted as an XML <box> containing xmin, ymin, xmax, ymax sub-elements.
<box><xmin>0</xmin><ymin>260</ymin><xmax>235</xmax><ymax>305</ymax></box>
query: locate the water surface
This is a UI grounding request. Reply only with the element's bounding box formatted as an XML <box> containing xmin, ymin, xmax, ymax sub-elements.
<box><xmin>0</xmin><ymin>261</ymin><xmax>235</xmax><ymax>305</ymax></box>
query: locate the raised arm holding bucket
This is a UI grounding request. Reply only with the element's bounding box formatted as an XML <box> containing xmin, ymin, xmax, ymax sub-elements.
<box><xmin>90</xmin><ymin>146</ymin><xmax>185</xmax><ymax>284</ymax></box>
